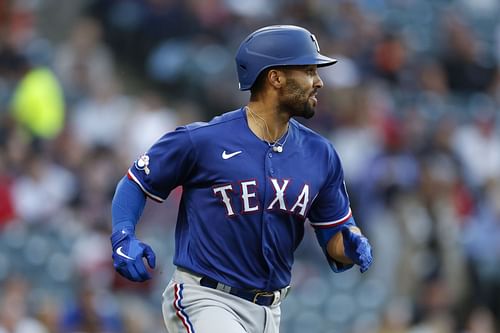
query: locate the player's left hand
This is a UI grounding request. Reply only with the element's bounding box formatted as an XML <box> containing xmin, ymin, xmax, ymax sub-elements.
<box><xmin>110</xmin><ymin>229</ymin><xmax>156</xmax><ymax>282</ymax></box>
<box><xmin>341</xmin><ymin>226</ymin><xmax>373</xmax><ymax>273</ymax></box>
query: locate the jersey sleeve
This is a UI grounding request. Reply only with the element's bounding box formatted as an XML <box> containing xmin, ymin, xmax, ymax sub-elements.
<box><xmin>127</xmin><ymin>126</ymin><xmax>196</xmax><ymax>202</ymax></box>
<box><xmin>307</xmin><ymin>144</ymin><xmax>355</xmax><ymax>272</ymax></box>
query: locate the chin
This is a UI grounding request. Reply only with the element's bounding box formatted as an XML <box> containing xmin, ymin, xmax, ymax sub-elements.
<box><xmin>303</xmin><ymin>101</ymin><xmax>316</xmax><ymax>119</ymax></box>
<box><xmin>303</xmin><ymin>109</ymin><xmax>315</xmax><ymax>119</ymax></box>
<box><xmin>282</xmin><ymin>98</ymin><xmax>316</xmax><ymax>118</ymax></box>
<box><xmin>297</xmin><ymin>104</ymin><xmax>315</xmax><ymax>119</ymax></box>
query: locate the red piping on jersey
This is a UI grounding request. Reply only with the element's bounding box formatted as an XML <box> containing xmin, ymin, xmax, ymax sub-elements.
<box><xmin>311</xmin><ymin>209</ymin><xmax>352</xmax><ymax>229</ymax></box>
<box><xmin>127</xmin><ymin>170</ymin><xmax>164</xmax><ymax>203</ymax></box>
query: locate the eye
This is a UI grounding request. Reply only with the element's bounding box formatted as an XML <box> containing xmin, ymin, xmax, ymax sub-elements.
<box><xmin>306</xmin><ymin>68</ymin><xmax>316</xmax><ymax>76</ymax></box>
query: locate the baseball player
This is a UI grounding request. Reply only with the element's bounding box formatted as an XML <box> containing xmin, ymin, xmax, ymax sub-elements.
<box><xmin>110</xmin><ymin>25</ymin><xmax>373</xmax><ymax>333</ymax></box>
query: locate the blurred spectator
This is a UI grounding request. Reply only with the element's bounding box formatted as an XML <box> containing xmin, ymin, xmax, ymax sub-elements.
<box><xmin>76</xmin><ymin>146</ymin><xmax>123</xmax><ymax>227</ymax></box>
<box><xmin>60</xmin><ymin>284</ymin><xmax>122</xmax><ymax>333</ymax></box>
<box><xmin>1</xmin><ymin>0</ymin><xmax>37</xmax><ymax>49</ymax></box>
<box><xmin>410</xmin><ymin>277</ymin><xmax>455</xmax><ymax>333</ymax></box>
<box><xmin>452</xmin><ymin>108</ymin><xmax>500</xmax><ymax>189</ymax></box>
<box><xmin>123</xmin><ymin>91</ymin><xmax>179</xmax><ymax>159</ymax></box>
<box><xmin>372</xmin><ymin>33</ymin><xmax>409</xmax><ymax>86</ymax></box>
<box><xmin>69</xmin><ymin>76</ymin><xmax>134</xmax><ymax>151</ymax></box>
<box><xmin>439</xmin><ymin>13</ymin><xmax>498</xmax><ymax>94</ymax></box>
<box><xmin>377</xmin><ymin>298</ymin><xmax>412</xmax><ymax>333</ymax></box>
<box><xmin>71</xmin><ymin>223</ymin><xmax>114</xmax><ymax>290</ymax></box>
<box><xmin>361</xmin><ymin>115</ymin><xmax>420</xmax><ymax>212</ymax></box>
<box><xmin>328</xmin><ymin>86</ymin><xmax>382</xmax><ymax>219</ymax></box>
<box><xmin>11</xmin><ymin>149</ymin><xmax>77</xmax><ymax>224</ymax></box>
<box><xmin>36</xmin><ymin>295</ymin><xmax>62</xmax><ymax>333</ymax></box>
<box><xmin>463</xmin><ymin>306</ymin><xmax>496</xmax><ymax>333</ymax></box>
<box><xmin>418</xmin><ymin>59</ymin><xmax>449</xmax><ymax>98</ymax></box>
<box><xmin>53</xmin><ymin>16</ymin><xmax>115</xmax><ymax>106</ymax></box>
<box><xmin>0</xmin><ymin>277</ymin><xmax>48</xmax><ymax>333</ymax></box>
<box><xmin>462</xmin><ymin>178</ymin><xmax>500</xmax><ymax>323</ymax></box>
<box><xmin>0</xmin><ymin>48</ymin><xmax>65</xmax><ymax>140</ymax></box>
<box><xmin>0</xmin><ymin>151</ymin><xmax>16</xmax><ymax>228</ymax></box>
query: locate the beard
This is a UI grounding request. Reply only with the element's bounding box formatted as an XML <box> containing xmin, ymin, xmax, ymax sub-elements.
<box><xmin>278</xmin><ymin>78</ymin><xmax>317</xmax><ymax>119</ymax></box>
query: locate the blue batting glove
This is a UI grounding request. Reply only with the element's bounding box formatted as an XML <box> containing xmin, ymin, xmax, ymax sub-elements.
<box><xmin>110</xmin><ymin>229</ymin><xmax>156</xmax><ymax>282</ymax></box>
<box><xmin>341</xmin><ymin>226</ymin><xmax>373</xmax><ymax>273</ymax></box>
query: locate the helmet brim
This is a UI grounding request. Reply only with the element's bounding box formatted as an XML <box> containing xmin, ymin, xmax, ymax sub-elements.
<box><xmin>289</xmin><ymin>53</ymin><xmax>338</xmax><ymax>67</ymax></box>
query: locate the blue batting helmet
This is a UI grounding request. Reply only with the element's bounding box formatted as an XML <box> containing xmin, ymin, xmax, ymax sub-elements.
<box><xmin>235</xmin><ymin>25</ymin><xmax>337</xmax><ymax>91</ymax></box>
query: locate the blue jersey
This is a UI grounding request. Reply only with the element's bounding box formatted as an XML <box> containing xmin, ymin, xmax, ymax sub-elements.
<box><xmin>128</xmin><ymin>108</ymin><xmax>354</xmax><ymax>291</ymax></box>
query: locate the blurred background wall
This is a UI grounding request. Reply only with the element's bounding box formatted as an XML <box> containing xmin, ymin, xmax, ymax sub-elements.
<box><xmin>0</xmin><ymin>0</ymin><xmax>500</xmax><ymax>332</ymax></box>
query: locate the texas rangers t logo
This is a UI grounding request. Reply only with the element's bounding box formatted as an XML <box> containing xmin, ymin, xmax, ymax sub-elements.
<box><xmin>310</xmin><ymin>34</ymin><xmax>320</xmax><ymax>52</ymax></box>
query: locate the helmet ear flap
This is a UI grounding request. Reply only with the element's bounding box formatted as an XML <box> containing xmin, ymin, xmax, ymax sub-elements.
<box><xmin>237</xmin><ymin>62</ymin><xmax>249</xmax><ymax>86</ymax></box>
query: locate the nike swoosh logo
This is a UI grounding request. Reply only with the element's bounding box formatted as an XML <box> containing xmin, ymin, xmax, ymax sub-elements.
<box><xmin>222</xmin><ymin>150</ymin><xmax>242</xmax><ymax>160</ymax></box>
<box><xmin>116</xmin><ymin>246</ymin><xmax>134</xmax><ymax>260</ymax></box>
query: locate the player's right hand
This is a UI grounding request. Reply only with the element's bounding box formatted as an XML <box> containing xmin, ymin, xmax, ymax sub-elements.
<box><xmin>110</xmin><ymin>229</ymin><xmax>156</xmax><ymax>282</ymax></box>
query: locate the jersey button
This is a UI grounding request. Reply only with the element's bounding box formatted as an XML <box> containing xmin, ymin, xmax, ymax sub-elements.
<box><xmin>270</xmin><ymin>168</ymin><xmax>274</xmax><ymax>174</ymax></box>
<box><xmin>268</xmin><ymin>153</ymin><xmax>272</xmax><ymax>158</ymax></box>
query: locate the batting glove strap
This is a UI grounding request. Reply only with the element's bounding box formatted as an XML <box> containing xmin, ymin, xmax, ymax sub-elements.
<box><xmin>110</xmin><ymin>228</ymin><xmax>135</xmax><ymax>250</ymax></box>
<box><xmin>110</xmin><ymin>230</ymin><xmax>156</xmax><ymax>282</ymax></box>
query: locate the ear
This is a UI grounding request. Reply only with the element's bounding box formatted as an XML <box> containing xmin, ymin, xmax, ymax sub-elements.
<box><xmin>267</xmin><ymin>69</ymin><xmax>285</xmax><ymax>89</ymax></box>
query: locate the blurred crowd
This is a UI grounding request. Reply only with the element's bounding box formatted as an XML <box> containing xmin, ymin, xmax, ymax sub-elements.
<box><xmin>1</xmin><ymin>0</ymin><xmax>500</xmax><ymax>332</ymax></box>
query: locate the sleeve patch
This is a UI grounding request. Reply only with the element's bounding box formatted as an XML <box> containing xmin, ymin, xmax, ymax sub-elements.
<box><xmin>134</xmin><ymin>153</ymin><xmax>151</xmax><ymax>175</ymax></box>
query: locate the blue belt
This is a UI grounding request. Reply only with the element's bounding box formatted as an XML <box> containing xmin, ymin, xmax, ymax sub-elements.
<box><xmin>199</xmin><ymin>275</ymin><xmax>289</xmax><ymax>306</ymax></box>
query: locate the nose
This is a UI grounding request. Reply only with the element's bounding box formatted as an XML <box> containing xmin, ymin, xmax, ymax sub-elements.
<box><xmin>314</xmin><ymin>73</ymin><xmax>324</xmax><ymax>89</ymax></box>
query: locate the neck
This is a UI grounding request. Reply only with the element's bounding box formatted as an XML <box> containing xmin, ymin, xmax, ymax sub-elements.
<box><xmin>246</xmin><ymin>101</ymin><xmax>289</xmax><ymax>142</ymax></box>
